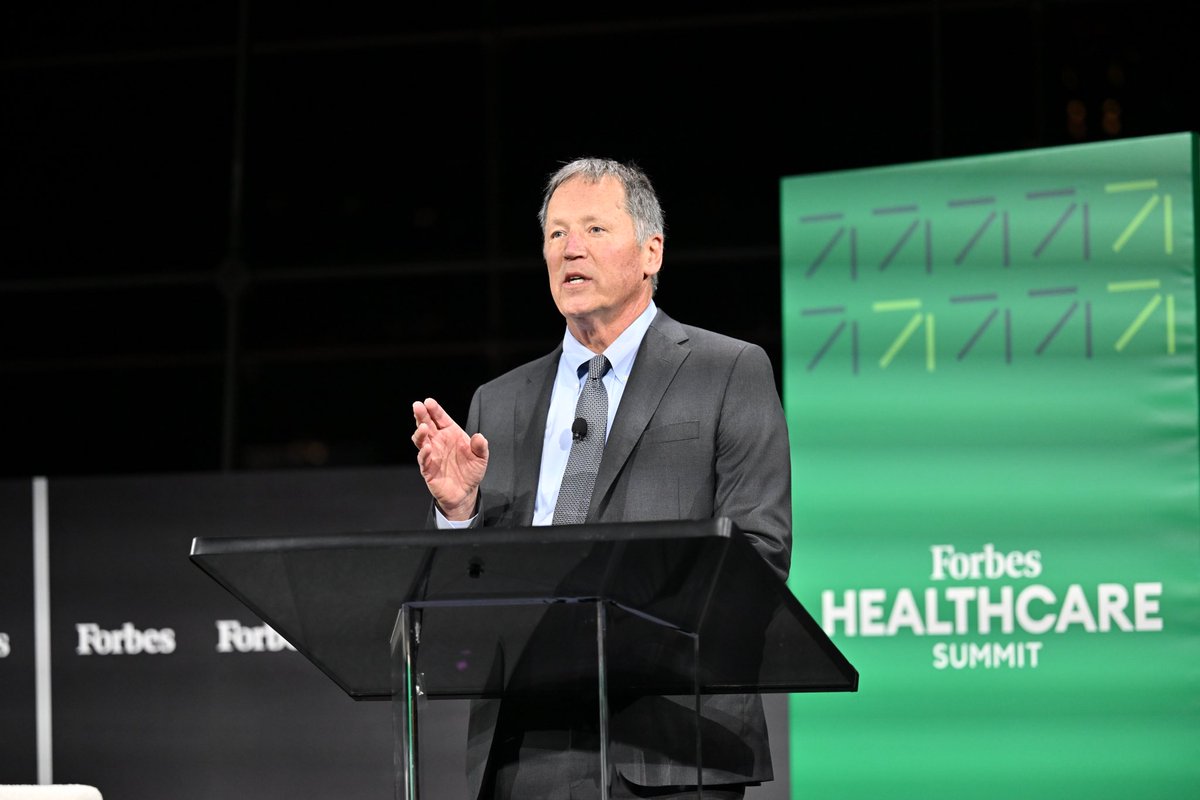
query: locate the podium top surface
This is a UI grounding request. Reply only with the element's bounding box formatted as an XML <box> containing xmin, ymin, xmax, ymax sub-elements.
<box><xmin>191</xmin><ymin>518</ymin><xmax>857</xmax><ymax>699</ymax></box>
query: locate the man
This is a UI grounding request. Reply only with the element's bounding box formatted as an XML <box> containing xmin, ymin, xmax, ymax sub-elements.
<box><xmin>412</xmin><ymin>158</ymin><xmax>791</xmax><ymax>799</ymax></box>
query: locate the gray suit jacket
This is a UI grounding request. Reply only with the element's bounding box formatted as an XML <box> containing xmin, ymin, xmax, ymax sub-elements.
<box><xmin>457</xmin><ymin>309</ymin><xmax>792</xmax><ymax>795</ymax></box>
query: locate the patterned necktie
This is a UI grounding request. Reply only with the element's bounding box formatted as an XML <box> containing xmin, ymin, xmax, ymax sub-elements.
<box><xmin>553</xmin><ymin>354</ymin><xmax>611</xmax><ymax>525</ymax></box>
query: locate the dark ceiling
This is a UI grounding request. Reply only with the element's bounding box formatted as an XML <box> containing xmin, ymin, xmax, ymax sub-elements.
<box><xmin>2</xmin><ymin>0</ymin><xmax>1195</xmax><ymax>478</ymax></box>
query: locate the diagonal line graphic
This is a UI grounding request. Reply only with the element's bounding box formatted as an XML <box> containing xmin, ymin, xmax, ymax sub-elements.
<box><xmin>879</xmin><ymin>219</ymin><xmax>920</xmax><ymax>271</ymax></box>
<box><xmin>807</xmin><ymin>320</ymin><xmax>847</xmax><ymax>371</ymax></box>
<box><xmin>1115</xmin><ymin>294</ymin><xmax>1163</xmax><ymax>351</ymax></box>
<box><xmin>806</xmin><ymin>227</ymin><xmax>845</xmax><ymax>277</ymax></box>
<box><xmin>1035</xmin><ymin>302</ymin><xmax>1079</xmax><ymax>355</ymax></box>
<box><xmin>1032</xmin><ymin>202</ymin><xmax>1078</xmax><ymax>257</ymax></box>
<box><xmin>1112</xmin><ymin>195</ymin><xmax>1160</xmax><ymax>253</ymax></box>
<box><xmin>880</xmin><ymin>314</ymin><xmax>924</xmax><ymax>368</ymax></box>
<box><xmin>954</xmin><ymin>211</ymin><xmax>997</xmax><ymax>265</ymax></box>
<box><xmin>957</xmin><ymin>308</ymin><xmax>999</xmax><ymax>360</ymax></box>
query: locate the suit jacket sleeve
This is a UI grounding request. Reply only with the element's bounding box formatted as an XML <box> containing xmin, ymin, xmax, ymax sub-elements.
<box><xmin>712</xmin><ymin>341</ymin><xmax>792</xmax><ymax>581</ymax></box>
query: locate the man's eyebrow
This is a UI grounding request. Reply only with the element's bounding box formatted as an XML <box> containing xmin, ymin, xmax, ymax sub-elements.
<box><xmin>547</xmin><ymin>213</ymin><xmax>605</xmax><ymax>227</ymax></box>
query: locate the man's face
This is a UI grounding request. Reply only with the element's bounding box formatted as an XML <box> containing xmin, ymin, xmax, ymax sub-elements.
<box><xmin>542</xmin><ymin>175</ymin><xmax>662</xmax><ymax>332</ymax></box>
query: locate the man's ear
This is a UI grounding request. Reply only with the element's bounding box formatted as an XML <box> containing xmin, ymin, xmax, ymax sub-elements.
<box><xmin>642</xmin><ymin>233</ymin><xmax>664</xmax><ymax>278</ymax></box>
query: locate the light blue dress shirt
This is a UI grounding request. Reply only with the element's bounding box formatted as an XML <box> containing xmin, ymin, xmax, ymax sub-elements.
<box><xmin>531</xmin><ymin>300</ymin><xmax>657</xmax><ymax>525</ymax></box>
<box><xmin>437</xmin><ymin>300</ymin><xmax>657</xmax><ymax>528</ymax></box>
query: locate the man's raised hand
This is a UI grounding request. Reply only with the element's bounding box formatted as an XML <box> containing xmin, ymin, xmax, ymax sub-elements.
<box><xmin>412</xmin><ymin>398</ymin><xmax>489</xmax><ymax>521</ymax></box>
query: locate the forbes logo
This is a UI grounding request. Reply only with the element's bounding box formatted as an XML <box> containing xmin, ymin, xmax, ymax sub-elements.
<box><xmin>215</xmin><ymin>619</ymin><xmax>295</xmax><ymax>653</ymax></box>
<box><xmin>76</xmin><ymin>622</ymin><xmax>176</xmax><ymax>655</ymax></box>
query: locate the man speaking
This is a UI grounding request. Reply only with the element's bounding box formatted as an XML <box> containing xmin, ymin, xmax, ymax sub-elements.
<box><xmin>412</xmin><ymin>158</ymin><xmax>792</xmax><ymax>799</ymax></box>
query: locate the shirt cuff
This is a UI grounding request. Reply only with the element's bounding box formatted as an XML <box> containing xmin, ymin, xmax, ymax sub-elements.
<box><xmin>434</xmin><ymin>505</ymin><xmax>477</xmax><ymax>529</ymax></box>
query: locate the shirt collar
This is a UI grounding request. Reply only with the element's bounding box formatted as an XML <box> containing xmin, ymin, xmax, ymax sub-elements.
<box><xmin>560</xmin><ymin>300</ymin><xmax>658</xmax><ymax>385</ymax></box>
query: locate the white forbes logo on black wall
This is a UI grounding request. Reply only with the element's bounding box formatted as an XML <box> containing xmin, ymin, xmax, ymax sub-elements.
<box><xmin>215</xmin><ymin>620</ymin><xmax>296</xmax><ymax>653</ymax></box>
<box><xmin>76</xmin><ymin>622</ymin><xmax>176</xmax><ymax>655</ymax></box>
<box><xmin>69</xmin><ymin>621</ymin><xmax>296</xmax><ymax>655</ymax></box>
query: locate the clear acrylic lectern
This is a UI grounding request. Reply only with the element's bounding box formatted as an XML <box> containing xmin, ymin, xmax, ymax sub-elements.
<box><xmin>191</xmin><ymin>518</ymin><xmax>857</xmax><ymax>799</ymax></box>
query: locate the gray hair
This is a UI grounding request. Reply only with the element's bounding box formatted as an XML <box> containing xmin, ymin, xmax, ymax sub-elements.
<box><xmin>537</xmin><ymin>158</ymin><xmax>665</xmax><ymax>290</ymax></box>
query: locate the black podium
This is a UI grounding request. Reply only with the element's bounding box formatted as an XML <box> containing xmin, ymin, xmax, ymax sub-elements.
<box><xmin>191</xmin><ymin>518</ymin><xmax>857</xmax><ymax>799</ymax></box>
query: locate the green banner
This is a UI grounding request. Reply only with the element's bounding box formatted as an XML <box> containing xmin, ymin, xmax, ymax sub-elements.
<box><xmin>781</xmin><ymin>133</ymin><xmax>1199</xmax><ymax>798</ymax></box>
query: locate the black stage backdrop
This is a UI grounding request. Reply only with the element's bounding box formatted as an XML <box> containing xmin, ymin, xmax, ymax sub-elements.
<box><xmin>1</xmin><ymin>480</ymin><xmax>37</xmax><ymax>778</ymax></box>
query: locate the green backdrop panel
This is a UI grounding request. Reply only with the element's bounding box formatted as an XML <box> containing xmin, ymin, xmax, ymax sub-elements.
<box><xmin>781</xmin><ymin>133</ymin><xmax>1199</xmax><ymax>799</ymax></box>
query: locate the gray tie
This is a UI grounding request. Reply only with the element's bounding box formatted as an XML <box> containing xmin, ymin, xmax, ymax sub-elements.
<box><xmin>553</xmin><ymin>354</ymin><xmax>611</xmax><ymax>525</ymax></box>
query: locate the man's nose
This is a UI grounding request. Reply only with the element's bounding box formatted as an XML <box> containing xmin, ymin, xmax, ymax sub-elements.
<box><xmin>563</xmin><ymin>230</ymin><xmax>586</xmax><ymax>257</ymax></box>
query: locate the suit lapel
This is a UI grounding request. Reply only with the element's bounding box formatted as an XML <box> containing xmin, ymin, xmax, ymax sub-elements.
<box><xmin>590</xmin><ymin>310</ymin><xmax>690</xmax><ymax>517</ymax></box>
<box><xmin>511</xmin><ymin>347</ymin><xmax>560</xmax><ymax>525</ymax></box>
